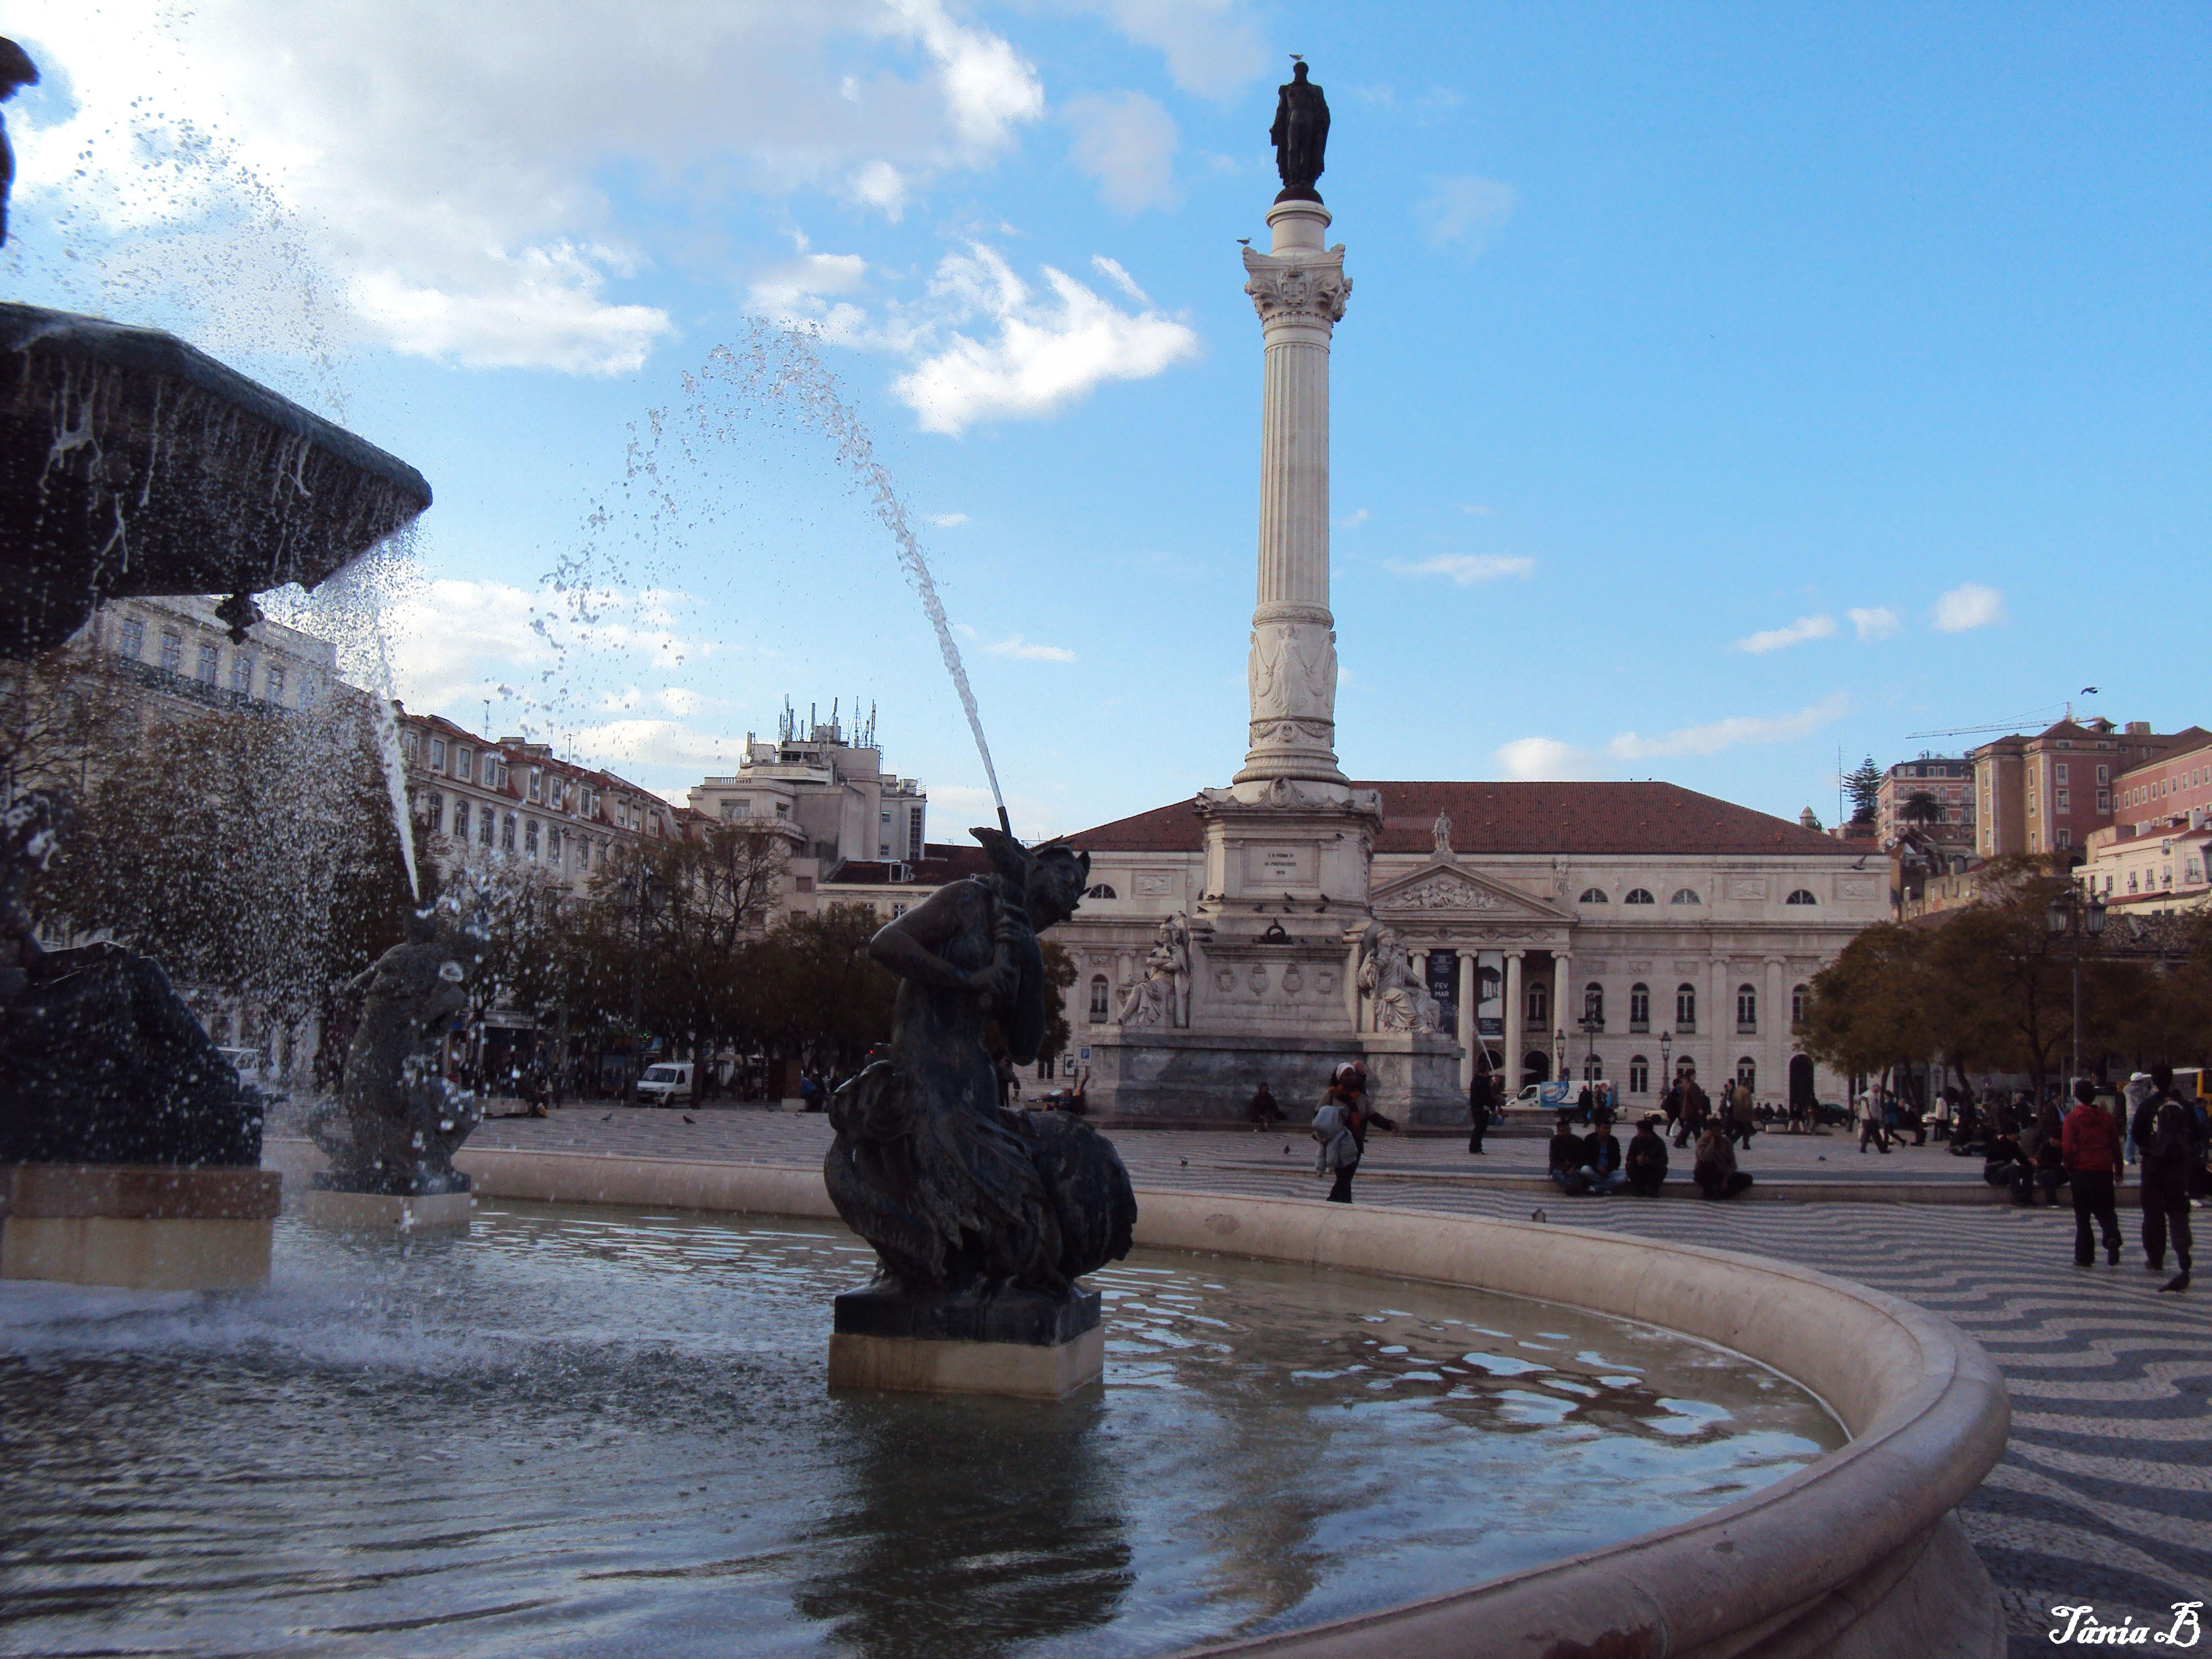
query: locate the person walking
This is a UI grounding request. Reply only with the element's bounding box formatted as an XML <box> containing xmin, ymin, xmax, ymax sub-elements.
<box><xmin>2132</xmin><ymin>1062</ymin><xmax>2199</xmax><ymax>1292</ymax></box>
<box><xmin>2061</xmin><ymin>1078</ymin><xmax>2124</xmax><ymax>1269</ymax></box>
<box><xmin>1671</xmin><ymin>1068</ymin><xmax>1710</xmax><ymax>1150</ymax></box>
<box><xmin>1313</xmin><ymin>1070</ymin><xmax>1364</xmax><ymax>1203</ymax></box>
<box><xmin>1693</xmin><ymin>1121</ymin><xmax>1753</xmax><ymax>1199</ymax></box>
<box><xmin>1856</xmin><ymin>1088</ymin><xmax>1891</xmax><ymax>1154</ymax></box>
<box><xmin>1624</xmin><ymin>1116</ymin><xmax>1670</xmax><ymax>1196</ymax></box>
<box><xmin>1467</xmin><ymin>1070</ymin><xmax>1494</xmax><ymax>1155</ymax></box>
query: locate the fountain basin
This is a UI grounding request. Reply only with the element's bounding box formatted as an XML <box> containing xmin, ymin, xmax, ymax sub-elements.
<box><xmin>0</xmin><ymin>301</ymin><xmax>432</xmax><ymax>655</ymax></box>
<box><xmin>412</xmin><ymin>1147</ymin><xmax>2010</xmax><ymax>1658</ymax></box>
<box><xmin>295</xmin><ymin>1185</ymin><xmax>472</xmax><ymax>1234</ymax></box>
<box><xmin>0</xmin><ymin>1162</ymin><xmax>278</xmax><ymax>1289</ymax></box>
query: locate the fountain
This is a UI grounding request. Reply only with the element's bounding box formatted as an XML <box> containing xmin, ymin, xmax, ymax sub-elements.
<box><xmin>0</xmin><ymin>41</ymin><xmax>434</xmax><ymax>1289</ymax></box>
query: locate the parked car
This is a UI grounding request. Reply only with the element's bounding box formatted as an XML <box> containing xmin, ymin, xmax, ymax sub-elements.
<box><xmin>634</xmin><ymin>1062</ymin><xmax>698</xmax><ymax>1108</ymax></box>
<box><xmin>215</xmin><ymin>1046</ymin><xmax>264</xmax><ymax>1078</ymax></box>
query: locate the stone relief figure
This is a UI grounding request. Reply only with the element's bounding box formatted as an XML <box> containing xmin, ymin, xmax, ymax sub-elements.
<box><xmin>1114</xmin><ymin>911</ymin><xmax>1190</xmax><ymax>1030</ymax></box>
<box><xmin>825</xmin><ymin>828</ymin><xmax>1135</xmax><ymax>1299</ymax></box>
<box><xmin>308</xmin><ymin>900</ymin><xmax>483</xmax><ymax>1196</ymax></box>
<box><xmin>1358</xmin><ymin>922</ymin><xmax>1442</xmax><ymax>1034</ymax></box>
<box><xmin>1432</xmin><ymin>810</ymin><xmax>1454</xmax><ymax>857</ymax></box>
<box><xmin>1269</xmin><ymin>58</ymin><xmax>1330</xmax><ymax>203</ymax></box>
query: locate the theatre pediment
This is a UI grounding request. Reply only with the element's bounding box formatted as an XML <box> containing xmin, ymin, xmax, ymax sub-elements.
<box><xmin>1371</xmin><ymin>863</ymin><xmax>1569</xmax><ymax>922</ymax></box>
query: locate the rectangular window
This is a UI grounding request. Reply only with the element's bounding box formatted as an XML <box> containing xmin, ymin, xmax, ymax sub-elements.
<box><xmin>524</xmin><ymin>818</ymin><xmax>539</xmax><ymax>859</ymax></box>
<box><xmin>159</xmin><ymin>630</ymin><xmax>183</xmax><ymax>675</ymax></box>
<box><xmin>529</xmin><ymin>768</ymin><xmax>543</xmax><ymax>804</ymax></box>
<box><xmin>2098</xmin><ymin>790</ymin><xmax>2112</xmax><ymax>813</ymax></box>
<box><xmin>196</xmin><ymin>643</ymin><xmax>220</xmax><ymax>684</ymax></box>
<box><xmin>265</xmin><ymin>664</ymin><xmax>285</xmax><ymax>701</ymax></box>
<box><xmin>431</xmin><ymin>739</ymin><xmax>446</xmax><ymax>771</ymax></box>
<box><xmin>452</xmin><ymin>800</ymin><xmax>469</xmax><ymax>842</ymax></box>
<box><xmin>118</xmin><ymin>616</ymin><xmax>145</xmax><ymax>659</ymax></box>
<box><xmin>2056</xmin><ymin>789</ymin><xmax>2069</xmax><ymax>813</ymax></box>
<box><xmin>2096</xmin><ymin>765</ymin><xmax>2110</xmax><ymax>784</ymax></box>
<box><xmin>2056</xmin><ymin>763</ymin><xmax>2069</xmax><ymax>785</ymax></box>
<box><xmin>2057</xmin><ymin>828</ymin><xmax>2072</xmax><ymax>850</ymax></box>
<box><xmin>501</xmin><ymin>813</ymin><xmax>517</xmax><ymax>852</ymax></box>
<box><xmin>424</xmin><ymin>791</ymin><xmax>443</xmax><ymax>834</ymax></box>
<box><xmin>478</xmin><ymin>806</ymin><xmax>494</xmax><ymax>848</ymax></box>
<box><xmin>231</xmin><ymin>656</ymin><xmax>253</xmax><ymax>693</ymax></box>
<box><xmin>456</xmin><ymin>748</ymin><xmax>473</xmax><ymax>782</ymax></box>
<box><xmin>2189</xmin><ymin>857</ymin><xmax>2204</xmax><ymax>884</ymax></box>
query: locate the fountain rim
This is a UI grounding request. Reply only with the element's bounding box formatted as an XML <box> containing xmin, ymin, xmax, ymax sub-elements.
<box><xmin>363</xmin><ymin>1148</ymin><xmax>2009</xmax><ymax>1659</ymax></box>
<box><xmin>0</xmin><ymin>300</ymin><xmax>432</xmax><ymax>512</ymax></box>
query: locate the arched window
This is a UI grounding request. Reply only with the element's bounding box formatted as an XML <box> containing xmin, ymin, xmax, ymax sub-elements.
<box><xmin>1087</xmin><ymin>976</ymin><xmax>1110</xmax><ymax>1022</ymax></box>
<box><xmin>1084</xmin><ymin>884</ymin><xmax>1117</xmax><ymax>900</ymax></box>
<box><xmin>1583</xmin><ymin>982</ymin><xmax>1604</xmax><ymax>1026</ymax></box>
<box><xmin>1736</xmin><ymin>984</ymin><xmax>1757</xmax><ymax>1031</ymax></box>
<box><xmin>1785</xmin><ymin>888</ymin><xmax>1818</xmax><ymax>905</ymax></box>
<box><xmin>1629</xmin><ymin>1055</ymin><xmax>1650</xmax><ymax>1094</ymax></box>
<box><xmin>1578</xmin><ymin>888</ymin><xmax>1609</xmax><ymax>903</ymax></box>
<box><xmin>1736</xmin><ymin>1057</ymin><xmax>1757</xmax><ymax>1092</ymax></box>
<box><xmin>1624</xmin><ymin>888</ymin><xmax>1656</xmax><ymax>905</ymax></box>
<box><xmin>1527</xmin><ymin>982</ymin><xmax>1550</xmax><ymax>1026</ymax></box>
<box><xmin>1791</xmin><ymin>983</ymin><xmax>1809</xmax><ymax>1024</ymax></box>
<box><xmin>1670</xmin><ymin>888</ymin><xmax>1702</xmax><ymax>905</ymax></box>
<box><xmin>1629</xmin><ymin>983</ymin><xmax>1650</xmax><ymax>1030</ymax></box>
<box><xmin>1675</xmin><ymin>984</ymin><xmax>1697</xmax><ymax>1031</ymax></box>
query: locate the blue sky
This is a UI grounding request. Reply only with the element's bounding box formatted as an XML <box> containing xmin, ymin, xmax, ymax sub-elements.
<box><xmin>6</xmin><ymin>2</ymin><xmax>2207</xmax><ymax>838</ymax></box>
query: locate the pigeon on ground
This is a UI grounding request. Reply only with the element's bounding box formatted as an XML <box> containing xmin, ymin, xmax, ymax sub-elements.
<box><xmin>1531</xmin><ymin>1207</ymin><xmax>1547</xmax><ymax>1223</ymax></box>
<box><xmin>601</xmin><ymin>1113</ymin><xmax>613</xmax><ymax>1122</ymax></box>
<box><xmin>1180</xmin><ymin>1157</ymin><xmax>1188</xmax><ymax>1166</ymax></box>
<box><xmin>683</xmin><ymin>1115</ymin><xmax>696</xmax><ymax>1124</ymax></box>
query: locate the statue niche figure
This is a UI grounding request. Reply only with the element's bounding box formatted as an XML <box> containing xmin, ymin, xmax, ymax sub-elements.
<box><xmin>1270</xmin><ymin>58</ymin><xmax>1331</xmax><ymax>204</ymax></box>
<box><xmin>1114</xmin><ymin>912</ymin><xmax>1189</xmax><ymax>1030</ymax></box>
<box><xmin>1358</xmin><ymin>922</ymin><xmax>1442</xmax><ymax>1035</ymax></box>
<box><xmin>825</xmin><ymin>828</ymin><xmax>1135</xmax><ymax>1311</ymax></box>
<box><xmin>306</xmin><ymin>903</ymin><xmax>482</xmax><ymax>1196</ymax></box>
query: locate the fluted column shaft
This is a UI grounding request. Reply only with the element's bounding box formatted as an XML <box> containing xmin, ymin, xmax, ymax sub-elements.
<box><xmin>1237</xmin><ymin>201</ymin><xmax>1351</xmax><ymax>787</ymax></box>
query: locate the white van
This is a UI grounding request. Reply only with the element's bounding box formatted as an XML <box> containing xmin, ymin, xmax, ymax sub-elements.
<box><xmin>634</xmin><ymin>1062</ymin><xmax>697</xmax><ymax>1108</ymax></box>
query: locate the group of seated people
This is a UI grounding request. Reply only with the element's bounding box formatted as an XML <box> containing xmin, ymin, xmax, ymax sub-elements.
<box><xmin>1548</xmin><ymin>1114</ymin><xmax>1754</xmax><ymax>1200</ymax></box>
<box><xmin>1980</xmin><ymin>1123</ymin><xmax>2068</xmax><ymax>1206</ymax></box>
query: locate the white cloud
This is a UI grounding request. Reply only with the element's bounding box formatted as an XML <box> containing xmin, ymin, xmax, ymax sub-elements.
<box><xmin>1495</xmin><ymin>737</ymin><xmax>1595</xmax><ymax>781</ymax></box>
<box><xmin>1736</xmin><ymin>614</ymin><xmax>1836</xmax><ymax>655</ymax></box>
<box><xmin>1609</xmin><ymin>692</ymin><xmax>1850</xmax><ymax>760</ymax></box>
<box><xmin>1460</xmin><ymin>503</ymin><xmax>1493</xmax><ymax>517</ymax></box>
<box><xmin>924</xmin><ymin>512</ymin><xmax>969</xmax><ymax>527</ymax></box>
<box><xmin>1384</xmin><ymin>554</ymin><xmax>1535</xmax><ymax>585</ymax></box>
<box><xmin>1065</xmin><ymin>91</ymin><xmax>1180</xmax><ymax>214</ymax></box>
<box><xmin>890</xmin><ymin>244</ymin><xmax>1201</xmax><ymax>434</ymax></box>
<box><xmin>1932</xmin><ymin>583</ymin><xmax>2007</xmax><ymax>633</ymax></box>
<box><xmin>1089</xmin><ymin>255</ymin><xmax>1150</xmax><ymax>304</ymax></box>
<box><xmin>1338</xmin><ymin>508</ymin><xmax>1370</xmax><ymax>529</ymax></box>
<box><xmin>1088</xmin><ymin>0</ymin><xmax>1269</xmax><ymax>98</ymax></box>
<box><xmin>378</xmin><ymin>578</ymin><xmax>554</xmax><ymax>708</ymax></box>
<box><xmin>986</xmin><ymin>634</ymin><xmax>1077</xmax><ymax>662</ymax></box>
<box><xmin>9</xmin><ymin>0</ymin><xmax>1046</xmax><ymax>375</ymax></box>
<box><xmin>1848</xmin><ymin>606</ymin><xmax>1900</xmax><ymax>642</ymax></box>
<box><xmin>1418</xmin><ymin>176</ymin><xmax>1519</xmax><ymax>255</ymax></box>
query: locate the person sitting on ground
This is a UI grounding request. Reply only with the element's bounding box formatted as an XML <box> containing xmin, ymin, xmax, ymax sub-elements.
<box><xmin>2030</xmin><ymin>1126</ymin><xmax>2068</xmax><ymax>1209</ymax></box>
<box><xmin>1982</xmin><ymin>1128</ymin><xmax>2032</xmax><ymax>1204</ymax></box>
<box><xmin>2061</xmin><ymin>1077</ymin><xmax>2124</xmax><ymax>1269</ymax></box>
<box><xmin>1577</xmin><ymin>1121</ymin><xmax>1626</xmax><ymax>1194</ymax></box>
<box><xmin>1548</xmin><ymin>1118</ymin><xmax>1589</xmax><ymax>1194</ymax></box>
<box><xmin>1246</xmin><ymin>1079</ymin><xmax>1283</xmax><ymax>1126</ymax></box>
<box><xmin>1693</xmin><ymin>1120</ymin><xmax>1754</xmax><ymax>1199</ymax></box>
<box><xmin>1625</xmin><ymin>1116</ymin><xmax>1670</xmax><ymax>1196</ymax></box>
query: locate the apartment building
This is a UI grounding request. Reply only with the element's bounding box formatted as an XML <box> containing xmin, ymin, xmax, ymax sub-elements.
<box><xmin>1969</xmin><ymin>719</ymin><xmax>2206</xmax><ymax>860</ymax></box>
<box><xmin>1874</xmin><ymin>755</ymin><xmax>1975</xmax><ymax>862</ymax></box>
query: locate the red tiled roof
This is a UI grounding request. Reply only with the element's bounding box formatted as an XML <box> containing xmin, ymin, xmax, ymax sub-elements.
<box><xmin>1070</xmin><ymin>781</ymin><xmax>1859</xmax><ymax>859</ymax></box>
<box><xmin>830</xmin><ymin>845</ymin><xmax>991</xmax><ymax>886</ymax></box>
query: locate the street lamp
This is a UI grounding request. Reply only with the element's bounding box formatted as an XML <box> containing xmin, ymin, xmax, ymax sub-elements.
<box><xmin>1552</xmin><ymin>1024</ymin><xmax>1566</xmax><ymax>1088</ymax></box>
<box><xmin>2046</xmin><ymin>886</ymin><xmax>2107</xmax><ymax>1087</ymax></box>
<box><xmin>1579</xmin><ymin>1012</ymin><xmax>1604</xmax><ymax>1081</ymax></box>
<box><xmin>1660</xmin><ymin>1028</ymin><xmax>1674</xmax><ymax>1097</ymax></box>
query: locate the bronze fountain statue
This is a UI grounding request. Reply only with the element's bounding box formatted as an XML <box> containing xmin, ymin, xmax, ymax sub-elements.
<box><xmin>825</xmin><ymin>827</ymin><xmax>1135</xmax><ymax>1363</ymax></box>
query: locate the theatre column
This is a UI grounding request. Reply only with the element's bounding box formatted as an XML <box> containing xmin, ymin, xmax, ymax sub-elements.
<box><xmin>1504</xmin><ymin>951</ymin><xmax>1525</xmax><ymax>1091</ymax></box>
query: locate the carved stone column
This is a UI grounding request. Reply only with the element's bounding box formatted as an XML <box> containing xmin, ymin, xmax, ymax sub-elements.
<box><xmin>1552</xmin><ymin>952</ymin><xmax>1570</xmax><ymax>1080</ymax></box>
<box><xmin>1457</xmin><ymin>950</ymin><xmax>1475</xmax><ymax>1092</ymax></box>
<box><xmin>1504</xmin><ymin>951</ymin><xmax>1525</xmax><ymax>1092</ymax></box>
<box><xmin>1237</xmin><ymin>200</ymin><xmax>1350</xmax><ymax>788</ymax></box>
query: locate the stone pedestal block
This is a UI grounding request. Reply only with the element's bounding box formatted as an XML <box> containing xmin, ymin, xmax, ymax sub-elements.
<box><xmin>1082</xmin><ymin>1029</ymin><xmax>1347</xmax><ymax>1124</ymax></box>
<box><xmin>1357</xmin><ymin>1032</ymin><xmax>1467</xmax><ymax>1128</ymax></box>
<box><xmin>0</xmin><ymin>1164</ymin><xmax>280</xmax><ymax>1290</ymax></box>
<box><xmin>827</xmin><ymin>1284</ymin><xmax>1104</xmax><ymax>1399</ymax></box>
<box><xmin>296</xmin><ymin>1186</ymin><xmax>472</xmax><ymax>1234</ymax></box>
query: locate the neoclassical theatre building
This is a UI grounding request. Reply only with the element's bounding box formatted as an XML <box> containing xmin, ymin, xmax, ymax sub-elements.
<box><xmin>1056</xmin><ymin>780</ymin><xmax>1884</xmax><ymax>1116</ymax></box>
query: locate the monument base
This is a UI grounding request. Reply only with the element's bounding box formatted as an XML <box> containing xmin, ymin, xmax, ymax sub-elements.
<box><xmin>0</xmin><ymin>1164</ymin><xmax>280</xmax><ymax>1290</ymax></box>
<box><xmin>296</xmin><ymin>1187</ymin><xmax>473</xmax><ymax>1234</ymax></box>
<box><xmin>1081</xmin><ymin>1028</ymin><xmax>1464</xmax><ymax>1126</ymax></box>
<box><xmin>827</xmin><ymin>1283</ymin><xmax>1104</xmax><ymax>1399</ymax></box>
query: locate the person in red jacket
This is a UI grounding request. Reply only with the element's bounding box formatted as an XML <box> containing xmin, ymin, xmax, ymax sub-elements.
<box><xmin>2061</xmin><ymin>1078</ymin><xmax>2124</xmax><ymax>1268</ymax></box>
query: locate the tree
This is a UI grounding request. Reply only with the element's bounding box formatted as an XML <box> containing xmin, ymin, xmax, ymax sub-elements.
<box><xmin>1900</xmin><ymin>790</ymin><xmax>1942</xmax><ymax>828</ymax></box>
<box><xmin>1845</xmin><ymin>756</ymin><xmax>1884</xmax><ymax>826</ymax></box>
<box><xmin>1798</xmin><ymin>922</ymin><xmax>1940</xmax><ymax>1094</ymax></box>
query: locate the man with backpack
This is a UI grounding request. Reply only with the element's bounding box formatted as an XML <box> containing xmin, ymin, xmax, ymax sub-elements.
<box><xmin>2132</xmin><ymin>1062</ymin><xmax>2200</xmax><ymax>1293</ymax></box>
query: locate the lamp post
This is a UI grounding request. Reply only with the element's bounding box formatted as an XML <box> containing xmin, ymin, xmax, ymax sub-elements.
<box><xmin>2045</xmin><ymin>886</ymin><xmax>2107</xmax><ymax>1088</ymax></box>
<box><xmin>1660</xmin><ymin>1029</ymin><xmax>1674</xmax><ymax>1099</ymax></box>
<box><xmin>1552</xmin><ymin>1024</ymin><xmax>1566</xmax><ymax>1089</ymax></box>
<box><xmin>1580</xmin><ymin>1013</ymin><xmax>1604</xmax><ymax>1082</ymax></box>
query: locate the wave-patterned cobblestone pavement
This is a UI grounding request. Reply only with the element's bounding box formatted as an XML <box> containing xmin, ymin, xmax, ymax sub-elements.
<box><xmin>296</xmin><ymin>1104</ymin><xmax>2208</xmax><ymax>1654</ymax></box>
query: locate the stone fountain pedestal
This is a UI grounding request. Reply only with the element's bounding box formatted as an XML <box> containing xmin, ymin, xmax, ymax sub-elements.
<box><xmin>296</xmin><ymin>1178</ymin><xmax>472</xmax><ymax>1236</ymax></box>
<box><xmin>827</xmin><ymin>1284</ymin><xmax>1105</xmax><ymax>1400</ymax></box>
<box><xmin>0</xmin><ymin>1164</ymin><xmax>280</xmax><ymax>1290</ymax></box>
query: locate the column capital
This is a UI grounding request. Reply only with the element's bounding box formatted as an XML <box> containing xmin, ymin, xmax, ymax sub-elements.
<box><xmin>1243</xmin><ymin>246</ymin><xmax>1352</xmax><ymax>330</ymax></box>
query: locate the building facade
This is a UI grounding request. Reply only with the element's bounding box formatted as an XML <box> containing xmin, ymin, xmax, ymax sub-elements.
<box><xmin>1875</xmin><ymin>755</ymin><xmax>1975</xmax><ymax>862</ymax></box>
<box><xmin>1970</xmin><ymin>719</ymin><xmax>2206</xmax><ymax>860</ymax></box>
<box><xmin>1054</xmin><ymin>781</ymin><xmax>1884</xmax><ymax>1113</ymax></box>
